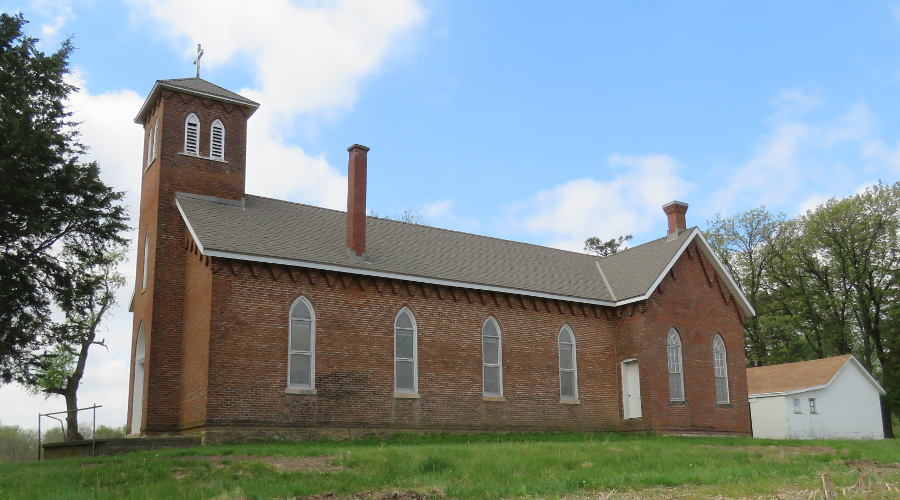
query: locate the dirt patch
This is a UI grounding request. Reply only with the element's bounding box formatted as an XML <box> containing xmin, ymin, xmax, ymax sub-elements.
<box><xmin>295</xmin><ymin>490</ymin><xmax>439</xmax><ymax>500</ymax></box>
<box><xmin>176</xmin><ymin>454</ymin><xmax>342</xmax><ymax>472</ymax></box>
<box><xmin>845</xmin><ymin>459</ymin><xmax>900</xmax><ymax>473</ymax></box>
<box><xmin>699</xmin><ymin>444</ymin><xmax>835</xmax><ymax>457</ymax></box>
<box><xmin>569</xmin><ymin>479</ymin><xmax>900</xmax><ymax>499</ymax></box>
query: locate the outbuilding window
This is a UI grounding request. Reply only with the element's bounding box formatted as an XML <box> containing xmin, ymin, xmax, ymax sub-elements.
<box><xmin>184</xmin><ymin>113</ymin><xmax>200</xmax><ymax>155</ymax></box>
<box><xmin>288</xmin><ymin>297</ymin><xmax>315</xmax><ymax>390</ymax></box>
<box><xmin>809</xmin><ymin>398</ymin><xmax>817</xmax><ymax>414</ymax></box>
<box><xmin>394</xmin><ymin>308</ymin><xmax>418</xmax><ymax>394</ymax></box>
<box><xmin>793</xmin><ymin>398</ymin><xmax>802</xmax><ymax>413</ymax></box>
<box><xmin>482</xmin><ymin>317</ymin><xmax>502</xmax><ymax>397</ymax></box>
<box><xmin>558</xmin><ymin>325</ymin><xmax>578</xmax><ymax>400</ymax></box>
<box><xmin>667</xmin><ymin>328</ymin><xmax>684</xmax><ymax>401</ymax></box>
<box><xmin>210</xmin><ymin>119</ymin><xmax>225</xmax><ymax>160</ymax></box>
<box><xmin>712</xmin><ymin>334</ymin><xmax>729</xmax><ymax>404</ymax></box>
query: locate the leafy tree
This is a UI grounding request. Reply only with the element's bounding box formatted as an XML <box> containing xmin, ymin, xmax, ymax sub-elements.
<box><xmin>766</xmin><ymin>219</ymin><xmax>856</xmax><ymax>360</ymax></box>
<box><xmin>708</xmin><ymin>183</ymin><xmax>899</xmax><ymax>434</ymax></box>
<box><xmin>28</xmin><ymin>251</ymin><xmax>125</xmax><ymax>441</ymax></box>
<box><xmin>794</xmin><ymin>182</ymin><xmax>898</xmax><ymax>434</ymax></box>
<box><xmin>584</xmin><ymin>235</ymin><xmax>632</xmax><ymax>257</ymax></box>
<box><xmin>0</xmin><ymin>13</ymin><xmax>128</xmax><ymax>381</ymax></box>
<box><xmin>0</xmin><ymin>422</ymin><xmax>38</xmax><ymax>463</ymax></box>
<box><xmin>705</xmin><ymin>208</ymin><xmax>787</xmax><ymax>366</ymax></box>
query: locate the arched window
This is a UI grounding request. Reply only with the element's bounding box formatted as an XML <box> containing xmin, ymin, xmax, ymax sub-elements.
<box><xmin>145</xmin><ymin>121</ymin><xmax>158</xmax><ymax>168</ymax></box>
<box><xmin>667</xmin><ymin>328</ymin><xmax>684</xmax><ymax>401</ymax></box>
<box><xmin>210</xmin><ymin>119</ymin><xmax>225</xmax><ymax>160</ymax></box>
<box><xmin>482</xmin><ymin>317</ymin><xmax>502</xmax><ymax>397</ymax></box>
<box><xmin>558</xmin><ymin>325</ymin><xmax>578</xmax><ymax>400</ymax></box>
<box><xmin>184</xmin><ymin>113</ymin><xmax>200</xmax><ymax>155</ymax></box>
<box><xmin>288</xmin><ymin>297</ymin><xmax>315</xmax><ymax>390</ymax></box>
<box><xmin>130</xmin><ymin>322</ymin><xmax>146</xmax><ymax>435</ymax></box>
<box><xmin>141</xmin><ymin>231</ymin><xmax>150</xmax><ymax>289</ymax></box>
<box><xmin>712</xmin><ymin>334</ymin><xmax>729</xmax><ymax>404</ymax></box>
<box><xmin>394</xmin><ymin>308</ymin><xmax>417</xmax><ymax>394</ymax></box>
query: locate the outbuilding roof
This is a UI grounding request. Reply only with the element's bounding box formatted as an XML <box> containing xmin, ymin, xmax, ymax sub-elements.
<box><xmin>747</xmin><ymin>355</ymin><xmax>885</xmax><ymax>396</ymax></box>
<box><xmin>174</xmin><ymin>192</ymin><xmax>755</xmax><ymax>315</ymax></box>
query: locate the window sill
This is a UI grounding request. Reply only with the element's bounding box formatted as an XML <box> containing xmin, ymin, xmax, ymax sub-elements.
<box><xmin>285</xmin><ymin>387</ymin><xmax>317</xmax><ymax>395</ymax></box>
<box><xmin>715</xmin><ymin>403</ymin><xmax>733</xmax><ymax>409</ymax></box>
<box><xmin>482</xmin><ymin>396</ymin><xmax>505</xmax><ymax>402</ymax></box>
<box><xmin>179</xmin><ymin>152</ymin><xmax>228</xmax><ymax>163</ymax></box>
<box><xmin>394</xmin><ymin>392</ymin><xmax>420</xmax><ymax>399</ymax></box>
<box><xmin>560</xmin><ymin>399</ymin><xmax>580</xmax><ymax>405</ymax></box>
<box><xmin>669</xmin><ymin>400</ymin><xmax>688</xmax><ymax>406</ymax></box>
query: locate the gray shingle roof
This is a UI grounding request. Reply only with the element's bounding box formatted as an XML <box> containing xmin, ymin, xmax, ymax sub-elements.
<box><xmin>158</xmin><ymin>78</ymin><xmax>260</xmax><ymax>107</ymax></box>
<box><xmin>135</xmin><ymin>78</ymin><xmax>259</xmax><ymax>123</ymax></box>
<box><xmin>176</xmin><ymin>193</ymin><xmax>695</xmax><ymax>304</ymax></box>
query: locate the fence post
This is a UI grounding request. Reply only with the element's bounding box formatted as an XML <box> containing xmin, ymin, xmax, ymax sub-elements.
<box><xmin>92</xmin><ymin>404</ymin><xmax>97</xmax><ymax>457</ymax></box>
<box><xmin>37</xmin><ymin>414</ymin><xmax>42</xmax><ymax>462</ymax></box>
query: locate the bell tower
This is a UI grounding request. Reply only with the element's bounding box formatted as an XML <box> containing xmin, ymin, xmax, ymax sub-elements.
<box><xmin>127</xmin><ymin>77</ymin><xmax>258</xmax><ymax>434</ymax></box>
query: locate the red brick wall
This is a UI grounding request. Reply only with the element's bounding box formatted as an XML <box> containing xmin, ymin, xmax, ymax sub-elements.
<box><xmin>189</xmin><ymin>250</ymin><xmax>750</xmax><ymax>435</ymax></box>
<box><xmin>127</xmin><ymin>88</ymin><xmax>252</xmax><ymax>434</ymax></box>
<box><xmin>633</xmin><ymin>240</ymin><xmax>751</xmax><ymax>435</ymax></box>
<box><xmin>126</xmin><ymin>96</ymin><xmax>163</xmax><ymax>435</ymax></box>
<box><xmin>180</xmin><ymin>242</ymin><xmax>213</xmax><ymax>429</ymax></box>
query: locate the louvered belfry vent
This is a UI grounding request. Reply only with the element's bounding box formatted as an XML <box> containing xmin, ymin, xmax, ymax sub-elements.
<box><xmin>210</xmin><ymin>119</ymin><xmax>224</xmax><ymax>160</ymax></box>
<box><xmin>184</xmin><ymin>113</ymin><xmax>200</xmax><ymax>155</ymax></box>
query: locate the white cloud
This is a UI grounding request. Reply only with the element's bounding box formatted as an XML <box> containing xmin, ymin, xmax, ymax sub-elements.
<box><xmin>796</xmin><ymin>193</ymin><xmax>831</xmax><ymax>215</ymax></box>
<box><xmin>523</xmin><ymin>154</ymin><xmax>692</xmax><ymax>252</ymax></box>
<box><xmin>421</xmin><ymin>199</ymin><xmax>481</xmax><ymax>232</ymax></box>
<box><xmin>242</xmin><ymin>95</ymin><xmax>347</xmax><ymax>208</ymax></box>
<box><xmin>515</xmin><ymin>89</ymin><xmax>899</xmax><ymax>252</ymax></box>
<box><xmin>129</xmin><ymin>0</ymin><xmax>425</xmax><ymax>208</ymax></box>
<box><xmin>66</xmin><ymin>72</ymin><xmax>145</xmax><ymax>210</ymax></box>
<box><xmin>29</xmin><ymin>0</ymin><xmax>76</xmax><ymax>36</ymax></box>
<box><xmin>769</xmin><ymin>88</ymin><xmax>821</xmax><ymax>121</ymax></box>
<box><xmin>423</xmin><ymin>199</ymin><xmax>453</xmax><ymax>219</ymax></box>
<box><xmin>710</xmin><ymin>90</ymin><xmax>886</xmax><ymax>215</ymax></box>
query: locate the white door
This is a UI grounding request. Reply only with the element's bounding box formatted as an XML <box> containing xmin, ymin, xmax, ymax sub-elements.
<box><xmin>131</xmin><ymin>323</ymin><xmax>146</xmax><ymax>435</ymax></box>
<box><xmin>621</xmin><ymin>359</ymin><xmax>642</xmax><ymax>419</ymax></box>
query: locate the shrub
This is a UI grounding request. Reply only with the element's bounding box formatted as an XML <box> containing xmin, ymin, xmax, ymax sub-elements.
<box><xmin>0</xmin><ymin>423</ymin><xmax>38</xmax><ymax>463</ymax></box>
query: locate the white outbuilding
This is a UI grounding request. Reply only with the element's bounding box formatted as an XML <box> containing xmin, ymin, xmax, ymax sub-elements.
<box><xmin>748</xmin><ymin>355</ymin><xmax>885</xmax><ymax>440</ymax></box>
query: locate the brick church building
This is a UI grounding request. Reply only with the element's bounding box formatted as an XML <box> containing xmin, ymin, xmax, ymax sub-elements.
<box><xmin>127</xmin><ymin>77</ymin><xmax>755</xmax><ymax>442</ymax></box>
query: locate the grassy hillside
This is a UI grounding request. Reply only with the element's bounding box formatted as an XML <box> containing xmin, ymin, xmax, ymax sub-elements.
<box><xmin>0</xmin><ymin>432</ymin><xmax>897</xmax><ymax>499</ymax></box>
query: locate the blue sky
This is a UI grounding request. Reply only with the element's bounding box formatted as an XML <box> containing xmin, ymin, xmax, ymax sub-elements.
<box><xmin>2</xmin><ymin>1</ymin><xmax>899</xmax><ymax>427</ymax></box>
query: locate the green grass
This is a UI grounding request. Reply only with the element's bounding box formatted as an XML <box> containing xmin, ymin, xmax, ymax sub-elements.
<box><xmin>1</xmin><ymin>432</ymin><xmax>898</xmax><ymax>499</ymax></box>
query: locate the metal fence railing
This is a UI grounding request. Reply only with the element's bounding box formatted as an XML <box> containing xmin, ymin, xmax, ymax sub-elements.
<box><xmin>37</xmin><ymin>404</ymin><xmax>102</xmax><ymax>461</ymax></box>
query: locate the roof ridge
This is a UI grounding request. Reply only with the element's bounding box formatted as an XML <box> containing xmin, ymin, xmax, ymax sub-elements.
<box><xmin>165</xmin><ymin>77</ymin><xmax>243</xmax><ymax>94</ymax></box>
<box><xmin>747</xmin><ymin>354</ymin><xmax>851</xmax><ymax>371</ymax></box>
<box><xmin>244</xmin><ymin>193</ymin><xmax>602</xmax><ymax>259</ymax></box>
<box><xmin>597</xmin><ymin>227</ymin><xmax>697</xmax><ymax>259</ymax></box>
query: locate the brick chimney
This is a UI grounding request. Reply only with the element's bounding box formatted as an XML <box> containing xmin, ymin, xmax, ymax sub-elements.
<box><xmin>663</xmin><ymin>200</ymin><xmax>689</xmax><ymax>236</ymax></box>
<box><xmin>346</xmin><ymin>144</ymin><xmax>370</xmax><ymax>256</ymax></box>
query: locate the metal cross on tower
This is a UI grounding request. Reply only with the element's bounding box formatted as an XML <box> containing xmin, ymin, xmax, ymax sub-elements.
<box><xmin>193</xmin><ymin>43</ymin><xmax>204</xmax><ymax>78</ymax></box>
